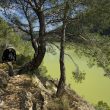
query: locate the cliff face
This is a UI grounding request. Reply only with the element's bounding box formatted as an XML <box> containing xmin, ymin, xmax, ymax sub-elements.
<box><xmin>0</xmin><ymin>69</ymin><xmax>95</xmax><ymax>110</ymax></box>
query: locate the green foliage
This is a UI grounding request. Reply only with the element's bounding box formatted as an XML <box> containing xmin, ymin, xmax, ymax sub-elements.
<box><xmin>36</xmin><ymin>65</ymin><xmax>48</xmax><ymax>76</ymax></box>
<box><xmin>72</xmin><ymin>71</ymin><xmax>86</xmax><ymax>83</ymax></box>
<box><xmin>47</xmin><ymin>43</ymin><xmax>57</xmax><ymax>55</ymax></box>
<box><xmin>95</xmin><ymin>101</ymin><xmax>110</xmax><ymax>110</ymax></box>
<box><xmin>28</xmin><ymin>64</ymin><xmax>48</xmax><ymax>77</ymax></box>
<box><xmin>71</xmin><ymin>33</ymin><xmax>110</xmax><ymax>77</ymax></box>
<box><xmin>47</xmin><ymin>96</ymin><xmax>70</xmax><ymax>110</ymax></box>
<box><xmin>66</xmin><ymin>0</ymin><xmax>110</xmax><ymax>38</ymax></box>
<box><xmin>84</xmin><ymin>0</ymin><xmax>110</xmax><ymax>34</ymax></box>
<box><xmin>16</xmin><ymin>54</ymin><xmax>32</xmax><ymax>66</ymax></box>
<box><xmin>0</xmin><ymin>17</ymin><xmax>34</xmax><ymax>64</ymax></box>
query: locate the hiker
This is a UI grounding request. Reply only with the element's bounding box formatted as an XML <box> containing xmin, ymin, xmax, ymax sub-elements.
<box><xmin>2</xmin><ymin>45</ymin><xmax>16</xmax><ymax>76</ymax></box>
<box><xmin>2</xmin><ymin>47</ymin><xmax>16</xmax><ymax>62</ymax></box>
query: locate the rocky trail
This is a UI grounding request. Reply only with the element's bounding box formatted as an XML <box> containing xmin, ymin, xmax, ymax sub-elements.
<box><xmin>0</xmin><ymin>68</ymin><xmax>95</xmax><ymax>110</ymax></box>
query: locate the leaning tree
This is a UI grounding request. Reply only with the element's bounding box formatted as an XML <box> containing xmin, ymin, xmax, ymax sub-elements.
<box><xmin>0</xmin><ymin>0</ymin><xmax>47</xmax><ymax>70</ymax></box>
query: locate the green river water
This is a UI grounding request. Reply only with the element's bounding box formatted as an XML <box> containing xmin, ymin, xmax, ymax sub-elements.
<box><xmin>43</xmin><ymin>46</ymin><xmax>110</xmax><ymax>105</ymax></box>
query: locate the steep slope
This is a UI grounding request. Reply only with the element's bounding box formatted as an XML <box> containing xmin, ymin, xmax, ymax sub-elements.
<box><xmin>0</xmin><ymin>69</ymin><xmax>95</xmax><ymax>110</ymax></box>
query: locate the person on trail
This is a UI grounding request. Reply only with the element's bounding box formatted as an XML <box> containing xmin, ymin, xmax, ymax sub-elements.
<box><xmin>2</xmin><ymin>46</ymin><xmax>16</xmax><ymax>62</ymax></box>
<box><xmin>2</xmin><ymin>45</ymin><xmax>16</xmax><ymax>76</ymax></box>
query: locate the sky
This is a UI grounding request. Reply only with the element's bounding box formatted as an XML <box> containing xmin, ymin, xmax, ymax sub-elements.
<box><xmin>0</xmin><ymin>0</ymin><xmax>85</xmax><ymax>33</ymax></box>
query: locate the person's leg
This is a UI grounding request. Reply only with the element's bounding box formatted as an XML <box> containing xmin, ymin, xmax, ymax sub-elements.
<box><xmin>6</xmin><ymin>62</ymin><xmax>14</xmax><ymax>76</ymax></box>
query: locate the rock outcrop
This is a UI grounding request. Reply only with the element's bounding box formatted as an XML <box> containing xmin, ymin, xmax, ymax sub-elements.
<box><xmin>0</xmin><ymin>71</ymin><xmax>95</xmax><ymax>110</ymax></box>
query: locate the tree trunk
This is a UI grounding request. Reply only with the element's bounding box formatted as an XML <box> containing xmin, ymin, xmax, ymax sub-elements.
<box><xmin>31</xmin><ymin>36</ymin><xmax>38</xmax><ymax>54</ymax></box>
<box><xmin>31</xmin><ymin>9</ymin><xmax>46</xmax><ymax>69</ymax></box>
<box><xmin>56</xmin><ymin>23</ymin><xmax>66</xmax><ymax>97</ymax></box>
<box><xmin>20</xmin><ymin>9</ymin><xmax>46</xmax><ymax>71</ymax></box>
<box><xmin>56</xmin><ymin>2</ymin><xmax>69</xmax><ymax>97</ymax></box>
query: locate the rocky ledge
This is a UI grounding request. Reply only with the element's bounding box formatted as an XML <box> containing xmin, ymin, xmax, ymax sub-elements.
<box><xmin>0</xmin><ymin>69</ymin><xmax>95</xmax><ymax>110</ymax></box>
